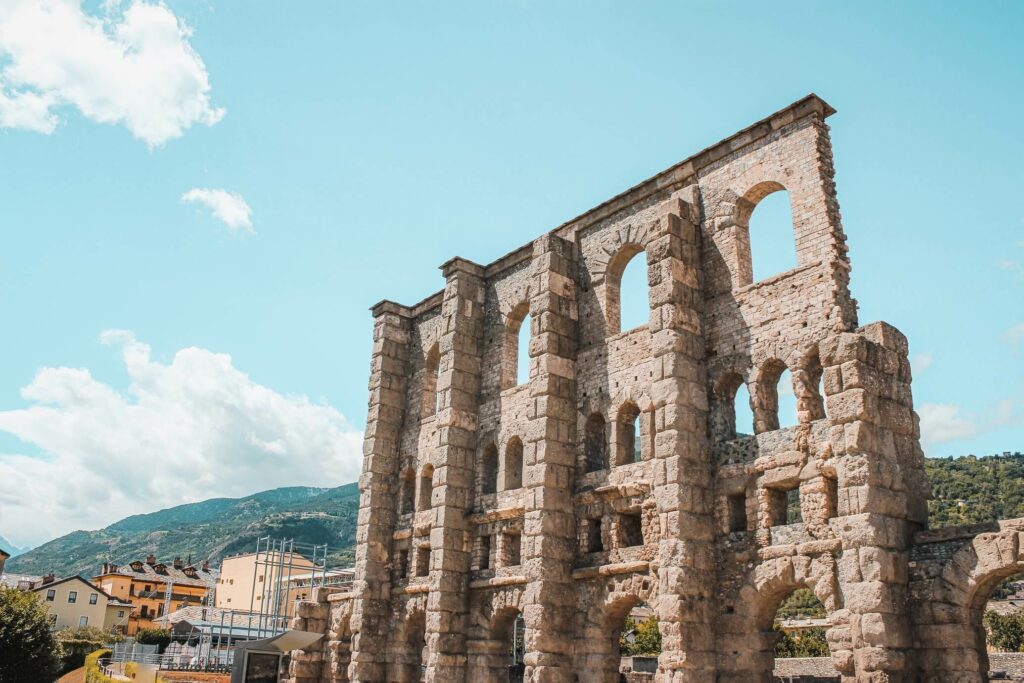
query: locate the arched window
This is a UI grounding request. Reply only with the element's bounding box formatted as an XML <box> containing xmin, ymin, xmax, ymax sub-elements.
<box><xmin>774</xmin><ymin>589</ymin><xmax>830</xmax><ymax>661</ymax></box>
<box><xmin>615</xmin><ymin>402</ymin><xmax>642</xmax><ymax>466</ymax></box>
<box><xmin>711</xmin><ymin>372</ymin><xmax>746</xmax><ymax>441</ymax></box>
<box><xmin>417</xmin><ymin>464</ymin><xmax>434</xmax><ymax>512</ymax></box>
<box><xmin>737</xmin><ymin>184</ymin><xmax>797</xmax><ymax>284</ymax></box>
<box><xmin>605</xmin><ymin>245</ymin><xmax>648</xmax><ymax>335</ymax></box>
<box><xmin>584</xmin><ymin>413</ymin><xmax>607</xmax><ymax>473</ymax></box>
<box><xmin>423</xmin><ymin>343</ymin><xmax>441</xmax><ymax>417</ymax></box>
<box><xmin>753</xmin><ymin>359</ymin><xmax>787</xmax><ymax>433</ymax></box>
<box><xmin>480</xmin><ymin>443</ymin><xmax>498</xmax><ymax>496</ymax></box>
<box><xmin>503</xmin><ymin>437</ymin><xmax>524</xmax><ymax>491</ymax></box>
<box><xmin>777</xmin><ymin>369</ymin><xmax>798</xmax><ymax>429</ymax></box>
<box><xmin>502</xmin><ymin>303</ymin><xmax>531</xmax><ymax>389</ymax></box>
<box><xmin>736</xmin><ymin>382</ymin><xmax>754</xmax><ymax>437</ymax></box>
<box><xmin>399</xmin><ymin>468</ymin><xmax>415</xmax><ymax>515</ymax></box>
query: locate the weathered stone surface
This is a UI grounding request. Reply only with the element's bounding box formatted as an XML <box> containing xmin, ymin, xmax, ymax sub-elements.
<box><xmin>280</xmin><ymin>95</ymin><xmax>1023</xmax><ymax>683</ymax></box>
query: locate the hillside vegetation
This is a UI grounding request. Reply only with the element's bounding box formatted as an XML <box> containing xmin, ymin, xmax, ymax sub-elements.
<box><xmin>6</xmin><ymin>484</ymin><xmax>360</xmax><ymax>577</ymax></box>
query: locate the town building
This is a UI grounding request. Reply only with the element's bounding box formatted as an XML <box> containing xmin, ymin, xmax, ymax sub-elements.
<box><xmin>0</xmin><ymin>547</ymin><xmax>8</xmax><ymax>575</ymax></box>
<box><xmin>31</xmin><ymin>574</ymin><xmax>132</xmax><ymax>633</ymax></box>
<box><xmin>93</xmin><ymin>555</ymin><xmax>215</xmax><ymax>636</ymax></box>
<box><xmin>214</xmin><ymin>551</ymin><xmax>316</xmax><ymax>617</ymax></box>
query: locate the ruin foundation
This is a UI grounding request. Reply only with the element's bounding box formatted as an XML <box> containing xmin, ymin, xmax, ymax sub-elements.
<box><xmin>286</xmin><ymin>95</ymin><xmax>1024</xmax><ymax>683</ymax></box>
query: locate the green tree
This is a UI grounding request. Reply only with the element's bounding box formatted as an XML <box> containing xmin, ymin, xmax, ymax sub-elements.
<box><xmin>984</xmin><ymin>611</ymin><xmax>1024</xmax><ymax>652</ymax></box>
<box><xmin>0</xmin><ymin>585</ymin><xmax>61</xmax><ymax>683</ymax></box>
<box><xmin>774</xmin><ymin>624</ymin><xmax>830</xmax><ymax>657</ymax></box>
<box><xmin>134</xmin><ymin>627</ymin><xmax>172</xmax><ymax>653</ymax></box>
<box><xmin>619</xmin><ymin>616</ymin><xmax>662</xmax><ymax>656</ymax></box>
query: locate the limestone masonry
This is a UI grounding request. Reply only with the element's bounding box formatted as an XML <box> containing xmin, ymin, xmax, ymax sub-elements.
<box><xmin>286</xmin><ymin>95</ymin><xmax>1024</xmax><ymax>683</ymax></box>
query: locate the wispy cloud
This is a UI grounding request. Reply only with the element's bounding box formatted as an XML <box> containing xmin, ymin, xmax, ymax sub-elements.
<box><xmin>911</xmin><ymin>352</ymin><xmax>933</xmax><ymax>374</ymax></box>
<box><xmin>918</xmin><ymin>402</ymin><xmax>978</xmax><ymax>448</ymax></box>
<box><xmin>181</xmin><ymin>188</ymin><xmax>253</xmax><ymax>233</ymax></box>
<box><xmin>0</xmin><ymin>0</ymin><xmax>223</xmax><ymax>146</ymax></box>
<box><xmin>1001</xmin><ymin>323</ymin><xmax>1024</xmax><ymax>353</ymax></box>
<box><xmin>0</xmin><ymin>331</ymin><xmax>362</xmax><ymax>546</ymax></box>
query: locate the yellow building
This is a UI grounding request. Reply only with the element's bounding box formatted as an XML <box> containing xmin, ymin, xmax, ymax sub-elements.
<box><xmin>214</xmin><ymin>551</ymin><xmax>315</xmax><ymax>618</ymax></box>
<box><xmin>31</xmin><ymin>575</ymin><xmax>132</xmax><ymax>633</ymax></box>
<box><xmin>93</xmin><ymin>555</ymin><xmax>215</xmax><ymax>636</ymax></box>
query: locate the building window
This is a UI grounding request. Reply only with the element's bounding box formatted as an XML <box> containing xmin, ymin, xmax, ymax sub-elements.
<box><xmin>46</xmin><ymin>589</ymin><xmax>55</xmax><ymax>601</ymax></box>
<box><xmin>117</xmin><ymin>610</ymin><xmax>125</xmax><ymax>618</ymax></box>
<box><xmin>68</xmin><ymin>591</ymin><xmax>77</xmax><ymax>604</ymax></box>
<box><xmin>89</xmin><ymin>593</ymin><xmax>98</xmax><ymax>605</ymax></box>
<box><xmin>79</xmin><ymin>616</ymin><xmax>89</xmax><ymax>627</ymax></box>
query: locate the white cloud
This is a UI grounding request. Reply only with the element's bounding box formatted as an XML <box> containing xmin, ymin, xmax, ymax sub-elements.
<box><xmin>0</xmin><ymin>331</ymin><xmax>362</xmax><ymax>547</ymax></box>
<box><xmin>0</xmin><ymin>0</ymin><xmax>223</xmax><ymax>146</ymax></box>
<box><xmin>1001</xmin><ymin>323</ymin><xmax>1024</xmax><ymax>353</ymax></box>
<box><xmin>181</xmin><ymin>188</ymin><xmax>253</xmax><ymax>233</ymax></box>
<box><xmin>911</xmin><ymin>352</ymin><xmax>933</xmax><ymax>374</ymax></box>
<box><xmin>918</xmin><ymin>402</ymin><xmax>978</xmax><ymax>448</ymax></box>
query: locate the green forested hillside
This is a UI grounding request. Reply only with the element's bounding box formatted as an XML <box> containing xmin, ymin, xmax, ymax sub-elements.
<box><xmin>6</xmin><ymin>484</ymin><xmax>360</xmax><ymax>577</ymax></box>
<box><xmin>925</xmin><ymin>452</ymin><xmax>1024</xmax><ymax>527</ymax></box>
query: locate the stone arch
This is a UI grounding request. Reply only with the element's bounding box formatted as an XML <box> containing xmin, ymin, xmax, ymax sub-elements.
<box><xmin>467</xmin><ymin>587</ymin><xmax>526</xmax><ymax>683</ymax></box>
<box><xmin>576</xmin><ymin>576</ymin><xmax>659</xmax><ymax>683</ymax></box>
<box><xmin>501</xmin><ymin>300</ymin><xmax>531</xmax><ymax>389</ymax></box>
<box><xmin>718</xmin><ymin>553</ymin><xmax>847</xmax><ymax>682</ymax></box>
<box><xmin>709</xmin><ymin>360</ymin><xmax>752</xmax><ymax>441</ymax></box>
<box><xmin>751</xmin><ymin>357</ymin><xmax>790</xmax><ymax>434</ymax></box>
<box><xmin>502</xmin><ymin>436</ymin><xmax>524</xmax><ymax>491</ymax></box>
<box><xmin>915</xmin><ymin>525</ymin><xmax>1024</xmax><ymax>682</ymax></box>
<box><xmin>611</xmin><ymin>389</ymin><xmax>655</xmax><ymax>465</ymax></box>
<box><xmin>387</xmin><ymin>607</ymin><xmax>427</xmax><ymax>683</ymax></box>
<box><xmin>587</xmin><ymin>221</ymin><xmax>654</xmax><ymax>336</ymax></box>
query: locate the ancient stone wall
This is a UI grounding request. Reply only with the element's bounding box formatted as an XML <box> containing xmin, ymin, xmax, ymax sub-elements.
<box><xmin>283</xmin><ymin>95</ymin><xmax>1024</xmax><ymax>683</ymax></box>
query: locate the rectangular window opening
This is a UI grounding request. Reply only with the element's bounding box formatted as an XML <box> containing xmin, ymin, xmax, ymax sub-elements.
<box><xmin>415</xmin><ymin>547</ymin><xmax>431</xmax><ymax>578</ymax></box>
<box><xmin>728</xmin><ymin>493</ymin><xmax>747</xmax><ymax>533</ymax></box>
<box><xmin>618</xmin><ymin>511</ymin><xmax>644</xmax><ymax>548</ymax></box>
<box><xmin>584</xmin><ymin>517</ymin><xmax>604</xmax><ymax>553</ymax></box>
<box><xmin>477</xmin><ymin>535</ymin><xmax>492</xmax><ymax>570</ymax></box>
<box><xmin>503</xmin><ymin>532</ymin><xmax>522</xmax><ymax>567</ymax></box>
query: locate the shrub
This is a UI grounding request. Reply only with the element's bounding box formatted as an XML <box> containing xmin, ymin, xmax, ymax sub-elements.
<box><xmin>134</xmin><ymin>627</ymin><xmax>172</xmax><ymax>653</ymax></box>
<box><xmin>0</xmin><ymin>585</ymin><xmax>61</xmax><ymax>683</ymax></box>
<box><xmin>83</xmin><ymin>649</ymin><xmax>115</xmax><ymax>683</ymax></box>
<box><xmin>56</xmin><ymin>625</ymin><xmax>113</xmax><ymax>673</ymax></box>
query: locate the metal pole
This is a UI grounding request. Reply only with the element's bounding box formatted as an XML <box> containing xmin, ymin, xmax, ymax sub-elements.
<box><xmin>246</xmin><ymin>539</ymin><xmax>262</xmax><ymax>643</ymax></box>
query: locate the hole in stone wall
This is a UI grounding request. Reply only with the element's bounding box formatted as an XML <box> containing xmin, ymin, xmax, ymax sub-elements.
<box><xmin>476</xmin><ymin>534</ymin><xmax>491</xmax><ymax>570</ymax></box>
<box><xmin>618</xmin><ymin>603</ymin><xmax>662</xmax><ymax>661</ymax></box>
<box><xmin>728</xmin><ymin>493</ymin><xmax>748</xmax><ymax>532</ymax></box>
<box><xmin>983</xmin><ymin>574</ymin><xmax>1024</xmax><ymax>655</ymax></box>
<box><xmin>417</xmin><ymin>465</ymin><xmax>434</xmax><ymax>512</ymax></box>
<box><xmin>396</xmin><ymin>549</ymin><xmax>409</xmax><ymax>580</ymax></box>
<box><xmin>584</xmin><ymin>413</ymin><xmax>608</xmax><ymax>473</ymax></box>
<box><xmin>423</xmin><ymin>343</ymin><xmax>441</xmax><ymax>417</ymax></box>
<box><xmin>583</xmin><ymin>516</ymin><xmax>604</xmax><ymax>553</ymax></box>
<box><xmin>618</xmin><ymin>250</ymin><xmax>649</xmax><ymax>332</ymax></box>
<box><xmin>618</xmin><ymin>511</ymin><xmax>645</xmax><ymax>548</ymax></box>
<box><xmin>777</xmin><ymin>369</ymin><xmax>798</xmax><ymax>428</ymax></box>
<box><xmin>748</xmin><ymin>190</ymin><xmax>798</xmax><ymax>282</ymax></box>
<box><xmin>400</xmin><ymin>469</ymin><xmax>415</xmax><ymax>514</ymax></box>
<box><xmin>616</xmin><ymin>403</ymin><xmax>641</xmax><ymax>466</ymax></box>
<box><xmin>735</xmin><ymin>382</ymin><xmax>754</xmax><ymax>436</ymax></box>
<box><xmin>481</xmin><ymin>443</ymin><xmax>498</xmax><ymax>495</ymax></box>
<box><xmin>786</xmin><ymin>487</ymin><xmax>803</xmax><ymax>525</ymax></box>
<box><xmin>415</xmin><ymin>546</ymin><xmax>430</xmax><ymax>577</ymax></box>
<box><xmin>517</xmin><ymin>313</ymin><xmax>532</xmax><ymax>386</ymax></box>
<box><xmin>502</xmin><ymin>531</ymin><xmax>522</xmax><ymax>567</ymax></box>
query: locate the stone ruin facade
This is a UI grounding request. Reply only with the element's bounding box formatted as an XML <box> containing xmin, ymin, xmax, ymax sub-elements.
<box><xmin>285</xmin><ymin>95</ymin><xmax>1024</xmax><ymax>683</ymax></box>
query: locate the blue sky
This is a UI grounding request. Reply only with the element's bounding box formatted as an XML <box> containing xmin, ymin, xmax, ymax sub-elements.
<box><xmin>0</xmin><ymin>0</ymin><xmax>1021</xmax><ymax>548</ymax></box>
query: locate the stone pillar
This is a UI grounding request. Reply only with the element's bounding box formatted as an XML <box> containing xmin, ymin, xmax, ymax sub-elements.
<box><xmin>648</xmin><ymin>198</ymin><xmax>716</xmax><ymax>683</ymax></box>
<box><xmin>348</xmin><ymin>301</ymin><xmax>412</xmax><ymax>683</ymax></box>
<box><xmin>822</xmin><ymin>322</ymin><xmax>917</xmax><ymax>683</ymax></box>
<box><xmin>521</xmin><ymin>234</ymin><xmax>578</xmax><ymax>683</ymax></box>
<box><xmin>424</xmin><ymin>257</ymin><xmax>486</xmax><ymax>683</ymax></box>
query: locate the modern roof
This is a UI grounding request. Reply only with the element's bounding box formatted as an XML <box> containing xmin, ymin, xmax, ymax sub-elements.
<box><xmin>155</xmin><ymin>605</ymin><xmax>262</xmax><ymax>628</ymax></box>
<box><xmin>0</xmin><ymin>572</ymin><xmax>42</xmax><ymax>589</ymax></box>
<box><xmin>94</xmin><ymin>560</ymin><xmax>216</xmax><ymax>589</ymax></box>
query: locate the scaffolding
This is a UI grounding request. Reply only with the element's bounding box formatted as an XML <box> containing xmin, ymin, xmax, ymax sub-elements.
<box><xmin>245</xmin><ymin>536</ymin><xmax>330</xmax><ymax>638</ymax></box>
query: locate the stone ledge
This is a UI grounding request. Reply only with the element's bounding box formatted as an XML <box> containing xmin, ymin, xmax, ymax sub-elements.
<box><xmin>572</xmin><ymin>560</ymin><xmax>650</xmax><ymax>581</ymax></box>
<box><xmin>326</xmin><ymin>592</ymin><xmax>355</xmax><ymax>603</ymax></box>
<box><xmin>393</xmin><ymin>581</ymin><xmax>430</xmax><ymax>595</ymax></box>
<box><xmin>468</xmin><ymin>575</ymin><xmax>528</xmax><ymax>590</ymax></box>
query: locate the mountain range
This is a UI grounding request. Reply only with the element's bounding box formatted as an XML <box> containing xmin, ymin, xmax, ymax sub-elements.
<box><xmin>5</xmin><ymin>483</ymin><xmax>360</xmax><ymax>578</ymax></box>
<box><xmin>4</xmin><ymin>452</ymin><xmax>1023</xmax><ymax>580</ymax></box>
<box><xmin>0</xmin><ymin>534</ymin><xmax>30</xmax><ymax>557</ymax></box>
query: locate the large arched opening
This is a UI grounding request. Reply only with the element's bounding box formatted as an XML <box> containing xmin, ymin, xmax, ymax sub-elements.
<box><xmin>737</xmin><ymin>183</ymin><xmax>797</xmax><ymax>284</ymax></box>
<box><xmin>579</xmin><ymin>594</ymin><xmax>660</xmax><ymax>683</ymax></box>
<box><xmin>605</xmin><ymin>244</ymin><xmax>649</xmax><ymax>335</ymax></box>
<box><xmin>387</xmin><ymin>609</ymin><xmax>427</xmax><ymax>683</ymax></box>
